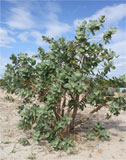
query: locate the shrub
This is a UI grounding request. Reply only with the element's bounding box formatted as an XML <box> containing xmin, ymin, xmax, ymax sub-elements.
<box><xmin>2</xmin><ymin>15</ymin><xmax>126</xmax><ymax>150</ymax></box>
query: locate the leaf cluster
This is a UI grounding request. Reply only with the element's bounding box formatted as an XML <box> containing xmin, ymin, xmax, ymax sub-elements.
<box><xmin>86</xmin><ymin>123</ymin><xmax>110</xmax><ymax>141</ymax></box>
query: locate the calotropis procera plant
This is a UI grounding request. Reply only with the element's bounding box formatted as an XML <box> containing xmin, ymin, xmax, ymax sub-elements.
<box><xmin>2</xmin><ymin>16</ymin><xmax>126</xmax><ymax>150</ymax></box>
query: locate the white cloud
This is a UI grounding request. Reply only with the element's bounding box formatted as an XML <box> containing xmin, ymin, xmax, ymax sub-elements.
<box><xmin>118</xmin><ymin>56</ymin><xmax>126</xmax><ymax>59</ymax></box>
<box><xmin>107</xmin><ymin>40</ymin><xmax>126</xmax><ymax>77</ymax></box>
<box><xmin>17</xmin><ymin>2</ymin><xmax>71</xmax><ymax>44</ymax></box>
<box><xmin>18</xmin><ymin>31</ymin><xmax>29</xmax><ymax>42</ymax></box>
<box><xmin>30</xmin><ymin>30</ymin><xmax>44</xmax><ymax>46</ymax></box>
<box><xmin>6</xmin><ymin>7</ymin><xmax>35</xmax><ymax>29</ymax></box>
<box><xmin>0</xmin><ymin>28</ymin><xmax>16</xmax><ymax>47</ymax></box>
<box><xmin>0</xmin><ymin>53</ymin><xmax>10</xmax><ymax>77</ymax></box>
<box><xmin>7</xmin><ymin>2</ymin><xmax>71</xmax><ymax>45</ymax></box>
<box><xmin>45</xmin><ymin>1</ymin><xmax>61</xmax><ymax>13</ymax></box>
<box><xmin>116</xmin><ymin>63</ymin><xmax>126</xmax><ymax>67</ymax></box>
<box><xmin>17</xmin><ymin>30</ymin><xmax>43</xmax><ymax>45</ymax></box>
<box><xmin>108</xmin><ymin>67</ymin><xmax>126</xmax><ymax>78</ymax></box>
<box><xmin>45</xmin><ymin>21</ymin><xmax>71</xmax><ymax>38</ymax></box>
<box><xmin>74</xmin><ymin>3</ymin><xmax>126</xmax><ymax>26</ymax></box>
<box><xmin>112</xmin><ymin>29</ymin><xmax>126</xmax><ymax>42</ymax></box>
<box><xmin>43</xmin><ymin>2</ymin><xmax>71</xmax><ymax>38</ymax></box>
<box><xmin>107</xmin><ymin>41</ymin><xmax>126</xmax><ymax>57</ymax></box>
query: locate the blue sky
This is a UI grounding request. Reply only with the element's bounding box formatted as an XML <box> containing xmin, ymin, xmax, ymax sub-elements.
<box><xmin>0</xmin><ymin>0</ymin><xmax>126</xmax><ymax>78</ymax></box>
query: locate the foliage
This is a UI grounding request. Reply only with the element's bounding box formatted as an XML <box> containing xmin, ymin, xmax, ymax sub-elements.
<box><xmin>1</xmin><ymin>15</ymin><xmax>126</xmax><ymax>150</ymax></box>
<box><xmin>86</xmin><ymin>123</ymin><xmax>110</xmax><ymax>141</ymax></box>
<box><xmin>122</xmin><ymin>89</ymin><xmax>126</xmax><ymax>93</ymax></box>
<box><xmin>5</xmin><ymin>95</ymin><xmax>14</xmax><ymax>102</ymax></box>
<box><xmin>0</xmin><ymin>79</ymin><xmax>6</xmax><ymax>88</ymax></box>
<box><xmin>18</xmin><ymin>138</ymin><xmax>30</xmax><ymax>146</ymax></box>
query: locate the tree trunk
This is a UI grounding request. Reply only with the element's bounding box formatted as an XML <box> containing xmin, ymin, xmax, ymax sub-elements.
<box><xmin>69</xmin><ymin>95</ymin><xmax>79</xmax><ymax>131</ymax></box>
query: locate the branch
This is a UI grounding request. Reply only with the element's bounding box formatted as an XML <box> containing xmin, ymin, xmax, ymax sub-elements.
<box><xmin>70</xmin><ymin>95</ymin><xmax>79</xmax><ymax>130</ymax></box>
<box><xmin>53</xmin><ymin>110</ymin><xmax>62</xmax><ymax>120</ymax></box>
<box><xmin>90</xmin><ymin>105</ymin><xmax>103</xmax><ymax>114</ymax></box>
<box><xmin>61</xmin><ymin>96</ymin><xmax>66</xmax><ymax>117</ymax></box>
<box><xmin>75</xmin><ymin>104</ymin><xmax>108</xmax><ymax>126</ymax></box>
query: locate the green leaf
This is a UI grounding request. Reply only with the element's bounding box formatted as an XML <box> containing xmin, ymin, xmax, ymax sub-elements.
<box><xmin>93</xmin><ymin>88</ymin><xmax>100</xmax><ymax>96</ymax></box>
<box><xmin>33</xmin><ymin>131</ymin><xmax>41</xmax><ymax>142</ymax></box>
<box><xmin>18</xmin><ymin>138</ymin><xmax>30</xmax><ymax>146</ymax></box>
<box><xmin>74</xmin><ymin>70</ymin><xmax>81</xmax><ymax>77</ymax></box>
<box><xmin>86</xmin><ymin>132</ymin><xmax>94</xmax><ymax>139</ymax></box>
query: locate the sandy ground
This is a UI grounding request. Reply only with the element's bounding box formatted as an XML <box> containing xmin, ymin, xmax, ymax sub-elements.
<box><xmin>0</xmin><ymin>89</ymin><xmax>126</xmax><ymax>160</ymax></box>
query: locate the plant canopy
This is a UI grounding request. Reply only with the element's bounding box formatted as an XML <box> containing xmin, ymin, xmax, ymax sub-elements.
<box><xmin>1</xmin><ymin>15</ymin><xmax>126</xmax><ymax>150</ymax></box>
